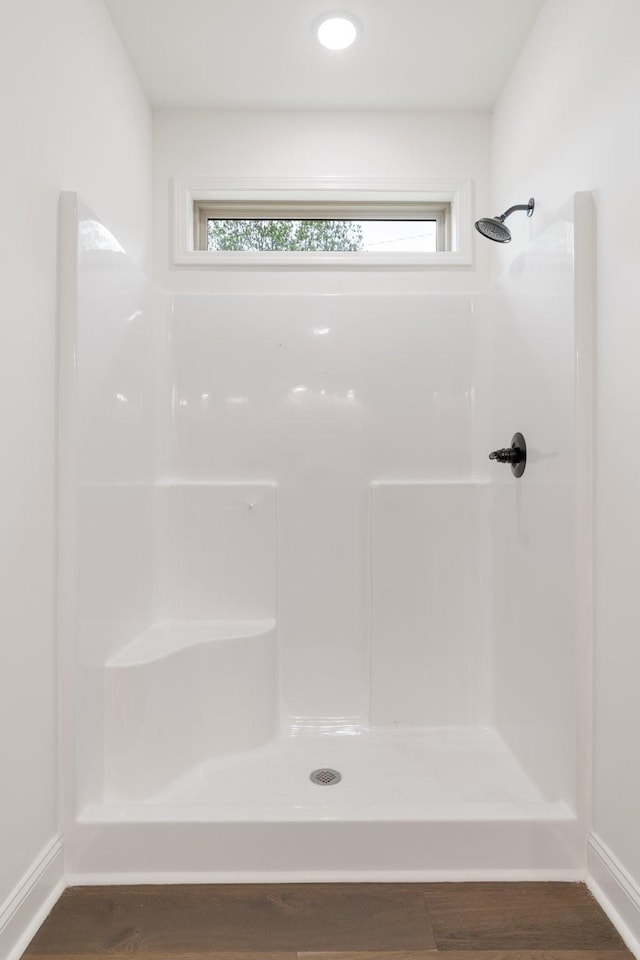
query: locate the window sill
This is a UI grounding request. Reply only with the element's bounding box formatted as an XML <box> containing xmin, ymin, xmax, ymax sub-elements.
<box><xmin>173</xmin><ymin>250</ymin><xmax>472</xmax><ymax>269</ymax></box>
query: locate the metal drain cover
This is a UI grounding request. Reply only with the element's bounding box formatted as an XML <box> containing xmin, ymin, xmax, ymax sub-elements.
<box><xmin>310</xmin><ymin>768</ymin><xmax>342</xmax><ymax>786</ymax></box>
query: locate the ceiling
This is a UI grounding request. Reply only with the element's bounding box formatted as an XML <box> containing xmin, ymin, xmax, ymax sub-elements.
<box><xmin>104</xmin><ymin>0</ymin><xmax>543</xmax><ymax>111</ymax></box>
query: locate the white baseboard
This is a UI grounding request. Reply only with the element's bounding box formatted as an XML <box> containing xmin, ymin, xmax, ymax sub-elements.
<box><xmin>0</xmin><ymin>836</ymin><xmax>64</xmax><ymax>960</ymax></box>
<box><xmin>65</xmin><ymin>867</ymin><xmax>583</xmax><ymax>885</ymax></box>
<box><xmin>587</xmin><ymin>832</ymin><xmax>640</xmax><ymax>959</ymax></box>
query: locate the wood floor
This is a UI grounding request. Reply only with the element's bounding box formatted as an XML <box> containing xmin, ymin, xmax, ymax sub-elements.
<box><xmin>21</xmin><ymin>883</ymin><xmax>633</xmax><ymax>960</ymax></box>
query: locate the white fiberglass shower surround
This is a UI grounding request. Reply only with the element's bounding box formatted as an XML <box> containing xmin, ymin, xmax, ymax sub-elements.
<box><xmin>58</xmin><ymin>191</ymin><xmax>593</xmax><ymax>881</ymax></box>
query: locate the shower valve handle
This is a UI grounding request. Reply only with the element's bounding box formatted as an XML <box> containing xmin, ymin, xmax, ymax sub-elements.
<box><xmin>488</xmin><ymin>433</ymin><xmax>527</xmax><ymax>478</ymax></box>
<box><xmin>489</xmin><ymin>446</ymin><xmax>522</xmax><ymax>464</ymax></box>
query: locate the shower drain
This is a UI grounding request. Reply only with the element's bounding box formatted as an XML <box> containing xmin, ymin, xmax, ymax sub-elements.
<box><xmin>310</xmin><ymin>768</ymin><xmax>342</xmax><ymax>786</ymax></box>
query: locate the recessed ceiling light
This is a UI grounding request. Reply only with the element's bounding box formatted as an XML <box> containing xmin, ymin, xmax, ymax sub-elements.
<box><xmin>316</xmin><ymin>12</ymin><xmax>359</xmax><ymax>50</ymax></box>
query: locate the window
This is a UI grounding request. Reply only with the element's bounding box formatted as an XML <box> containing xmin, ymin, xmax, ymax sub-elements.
<box><xmin>194</xmin><ymin>201</ymin><xmax>450</xmax><ymax>253</ymax></box>
<box><xmin>174</xmin><ymin>179</ymin><xmax>473</xmax><ymax>267</ymax></box>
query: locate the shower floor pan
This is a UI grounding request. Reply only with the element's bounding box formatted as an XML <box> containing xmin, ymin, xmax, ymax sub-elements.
<box><xmin>69</xmin><ymin>727</ymin><xmax>583</xmax><ymax>882</ymax></box>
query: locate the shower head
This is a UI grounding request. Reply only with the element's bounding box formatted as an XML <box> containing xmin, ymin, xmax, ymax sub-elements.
<box><xmin>475</xmin><ymin>217</ymin><xmax>513</xmax><ymax>243</ymax></box>
<box><xmin>475</xmin><ymin>198</ymin><xmax>535</xmax><ymax>243</ymax></box>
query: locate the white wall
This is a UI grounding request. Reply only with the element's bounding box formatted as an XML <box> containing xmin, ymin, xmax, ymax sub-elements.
<box><xmin>493</xmin><ymin>0</ymin><xmax>640</xmax><ymax>929</ymax></box>
<box><xmin>71</xmin><ymin>199</ymin><xmax>161</xmax><ymax>813</ymax></box>
<box><xmin>153</xmin><ymin>109</ymin><xmax>492</xmax><ymax>294</ymax></box>
<box><xmin>168</xmin><ymin>293</ymin><xmax>487</xmax><ymax>728</ymax></box>
<box><xmin>0</xmin><ymin>0</ymin><xmax>151</xmax><ymax>925</ymax></box>
<box><xmin>483</xmin><ymin>197</ymin><xmax>585</xmax><ymax>808</ymax></box>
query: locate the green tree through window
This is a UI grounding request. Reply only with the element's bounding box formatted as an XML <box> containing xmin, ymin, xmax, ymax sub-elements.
<box><xmin>207</xmin><ymin>218</ymin><xmax>364</xmax><ymax>252</ymax></box>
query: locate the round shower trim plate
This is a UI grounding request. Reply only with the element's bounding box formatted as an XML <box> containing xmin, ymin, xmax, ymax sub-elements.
<box><xmin>310</xmin><ymin>768</ymin><xmax>342</xmax><ymax>785</ymax></box>
<box><xmin>511</xmin><ymin>431</ymin><xmax>527</xmax><ymax>478</ymax></box>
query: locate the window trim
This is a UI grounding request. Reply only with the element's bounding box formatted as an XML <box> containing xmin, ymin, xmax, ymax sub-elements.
<box><xmin>173</xmin><ymin>177</ymin><xmax>473</xmax><ymax>268</ymax></box>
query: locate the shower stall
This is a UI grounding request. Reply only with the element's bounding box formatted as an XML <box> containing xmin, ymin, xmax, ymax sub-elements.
<box><xmin>58</xmin><ymin>190</ymin><xmax>594</xmax><ymax>881</ymax></box>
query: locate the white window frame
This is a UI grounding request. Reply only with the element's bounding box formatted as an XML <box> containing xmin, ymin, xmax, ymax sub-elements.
<box><xmin>195</xmin><ymin>200</ymin><xmax>450</xmax><ymax>254</ymax></box>
<box><xmin>173</xmin><ymin>177</ymin><xmax>473</xmax><ymax>268</ymax></box>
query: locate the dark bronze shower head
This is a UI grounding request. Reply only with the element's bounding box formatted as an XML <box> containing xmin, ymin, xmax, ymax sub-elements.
<box><xmin>475</xmin><ymin>198</ymin><xmax>535</xmax><ymax>243</ymax></box>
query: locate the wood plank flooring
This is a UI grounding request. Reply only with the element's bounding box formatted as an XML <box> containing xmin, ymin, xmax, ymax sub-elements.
<box><xmin>21</xmin><ymin>883</ymin><xmax>633</xmax><ymax>960</ymax></box>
